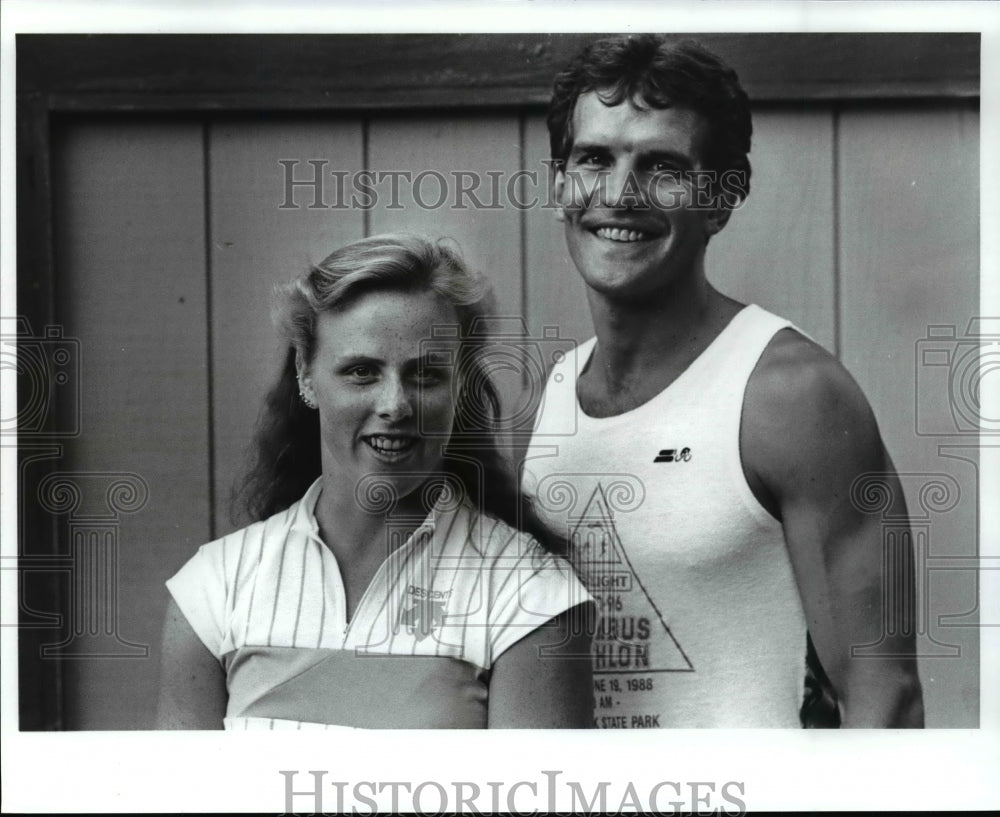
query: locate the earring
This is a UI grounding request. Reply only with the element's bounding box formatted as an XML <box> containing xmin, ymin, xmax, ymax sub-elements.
<box><xmin>298</xmin><ymin>381</ymin><xmax>317</xmax><ymax>410</ymax></box>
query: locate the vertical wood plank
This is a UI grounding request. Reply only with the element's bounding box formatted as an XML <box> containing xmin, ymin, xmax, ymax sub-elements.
<box><xmin>52</xmin><ymin>121</ymin><xmax>209</xmax><ymax>729</ymax></box>
<box><xmin>839</xmin><ymin>104</ymin><xmax>980</xmax><ymax>727</ymax></box>
<box><xmin>710</xmin><ymin>107</ymin><xmax>836</xmax><ymax>351</ymax></box>
<box><xmin>523</xmin><ymin>112</ymin><xmax>595</xmax><ymax>348</ymax></box>
<box><xmin>367</xmin><ymin>115</ymin><xmax>523</xmax><ymax>317</ymax></box>
<box><xmin>209</xmin><ymin>120</ymin><xmax>365</xmax><ymax>533</ymax></box>
<box><xmin>368</xmin><ymin>114</ymin><xmax>526</xmax><ymax>425</ymax></box>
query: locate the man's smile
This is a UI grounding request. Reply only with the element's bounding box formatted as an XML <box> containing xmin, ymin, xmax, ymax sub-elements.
<box><xmin>594</xmin><ymin>226</ymin><xmax>651</xmax><ymax>242</ymax></box>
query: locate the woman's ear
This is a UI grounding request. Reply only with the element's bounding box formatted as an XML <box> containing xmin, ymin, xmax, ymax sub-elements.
<box><xmin>295</xmin><ymin>351</ymin><xmax>318</xmax><ymax>409</ymax></box>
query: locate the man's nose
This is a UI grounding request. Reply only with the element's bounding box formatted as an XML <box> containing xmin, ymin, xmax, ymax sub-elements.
<box><xmin>597</xmin><ymin>165</ymin><xmax>646</xmax><ymax>209</ymax></box>
<box><xmin>376</xmin><ymin>376</ymin><xmax>414</xmax><ymax>421</ymax></box>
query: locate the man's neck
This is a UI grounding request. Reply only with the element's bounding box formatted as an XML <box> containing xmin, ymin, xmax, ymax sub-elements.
<box><xmin>588</xmin><ymin>270</ymin><xmax>732</xmax><ymax>375</ymax></box>
<box><xmin>579</xmin><ymin>271</ymin><xmax>743</xmax><ymax>417</ymax></box>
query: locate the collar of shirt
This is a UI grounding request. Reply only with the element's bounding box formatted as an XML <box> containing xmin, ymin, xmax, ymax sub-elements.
<box><xmin>288</xmin><ymin>477</ymin><xmax>451</xmax><ymax>549</ymax></box>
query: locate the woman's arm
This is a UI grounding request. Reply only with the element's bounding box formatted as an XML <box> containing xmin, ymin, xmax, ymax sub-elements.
<box><xmin>487</xmin><ymin>603</ymin><xmax>594</xmax><ymax>728</ymax></box>
<box><xmin>155</xmin><ymin>598</ymin><xmax>228</xmax><ymax>729</ymax></box>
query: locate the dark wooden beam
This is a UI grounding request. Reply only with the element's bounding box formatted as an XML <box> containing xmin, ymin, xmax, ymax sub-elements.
<box><xmin>17</xmin><ymin>33</ymin><xmax>979</xmax><ymax>112</ymax></box>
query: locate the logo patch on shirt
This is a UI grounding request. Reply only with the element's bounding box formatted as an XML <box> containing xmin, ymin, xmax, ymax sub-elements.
<box><xmin>654</xmin><ymin>447</ymin><xmax>692</xmax><ymax>463</ymax></box>
<box><xmin>568</xmin><ymin>483</ymin><xmax>694</xmax><ymax>675</ymax></box>
<box><xmin>399</xmin><ymin>585</ymin><xmax>451</xmax><ymax>641</ymax></box>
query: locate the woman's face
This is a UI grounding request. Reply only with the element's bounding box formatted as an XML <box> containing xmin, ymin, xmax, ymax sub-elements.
<box><xmin>299</xmin><ymin>288</ymin><xmax>460</xmax><ymax>505</ymax></box>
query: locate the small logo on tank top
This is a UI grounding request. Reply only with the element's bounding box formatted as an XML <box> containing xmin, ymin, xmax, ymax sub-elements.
<box><xmin>654</xmin><ymin>447</ymin><xmax>692</xmax><ymax>463</ymax></box>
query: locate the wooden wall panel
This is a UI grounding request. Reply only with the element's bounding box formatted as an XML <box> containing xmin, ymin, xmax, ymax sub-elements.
<box><xmin>367</xmin><ymin>115</ymin><xmax>523</xmax><ymax>317</ymax></box>
<box><xmin>523</xmin><ymin>112</ymin><xmax>596</xmax><ymax>348</ymax></box>
<box><xmin>710</xmin><ymin>108</ymin><xmax>836</xmax><ymax>351</ymax></box>
<box><xmin>368</xmin><ymin>115</ymin><xmax>526</xmax><ymax>425</ymax></box>
<box><xmin>209</xmin><ymin>120</ymin><xmax>365</xmax><ymax>534</ymax></box>
<box><xmin>839</xmin><ymin>104</ymin><xmax>980</xmax><ymax>727</ymax></box>
<box><xmin>52</xmin><ymin>121</ymin><xmax>209</xmax><ymax>729</ymax></box>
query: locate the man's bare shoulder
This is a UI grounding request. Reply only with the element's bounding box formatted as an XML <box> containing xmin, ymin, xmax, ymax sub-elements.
<box><xmin>743</xmin><ymin>328</ymin><xmax>886</xmax><ymax>492</ymax></box>
<box><xmin>748</xmin><ymin>328</ymin><xmax>876</xmax><ymax>423</ymax></box>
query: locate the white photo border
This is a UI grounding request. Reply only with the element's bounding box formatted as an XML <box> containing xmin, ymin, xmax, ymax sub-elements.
<box><xmin>2</xmin><ymin>1</ymin><xmax>997</xmax><ymax>812</ymax></box>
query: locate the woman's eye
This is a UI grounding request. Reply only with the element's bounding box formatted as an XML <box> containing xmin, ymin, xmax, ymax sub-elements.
<box><xmin>345</xmin><ymin>365</ymin><xmax>376</xmax><ymax>380</ymax></box>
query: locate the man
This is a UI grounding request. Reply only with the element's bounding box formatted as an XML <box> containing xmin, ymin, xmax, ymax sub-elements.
<box><xmin>520</xmin><ymin>35</ymin><xmax>923</xmax><ymax>727</ymax></box>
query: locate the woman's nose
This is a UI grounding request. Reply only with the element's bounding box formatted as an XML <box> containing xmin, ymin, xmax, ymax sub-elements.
<box><xmin>376</xmin><ymin>376</ymin><xmax>414</xmax><ymax>421</ymax></box>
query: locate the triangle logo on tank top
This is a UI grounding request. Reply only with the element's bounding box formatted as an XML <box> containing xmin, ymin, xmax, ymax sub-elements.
<box><xmin>569</xmin><ymin>484</ymin><xmax>694</xmax><ymax>674</ymax></box>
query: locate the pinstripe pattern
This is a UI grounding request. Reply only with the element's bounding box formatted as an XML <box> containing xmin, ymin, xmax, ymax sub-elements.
<box><xmin>290</xmin><ymin>539</ymin><xmax>308</xmax><ymax>644</ymax></box>
<box><xmin>315</xmin><ymin>545</ymin><xmax>327</xmax><ymax>649</ymax></box>
<box><xmin>166</xmin><ymin>478</ymin><xmax>590</xmax><ymax>728</ymax></box>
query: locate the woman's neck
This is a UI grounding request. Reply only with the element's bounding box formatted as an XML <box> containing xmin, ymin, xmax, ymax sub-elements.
<box><xmin>312</xmin><ymin>472</ymin><xmax>431</xmax><ymax>561</ymax></box>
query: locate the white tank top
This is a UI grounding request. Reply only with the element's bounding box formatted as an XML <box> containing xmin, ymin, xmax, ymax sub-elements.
<box><xmin>523</xmin><ymin>304</ymin><xmax>808</xmax><ymax>727</ymax></box>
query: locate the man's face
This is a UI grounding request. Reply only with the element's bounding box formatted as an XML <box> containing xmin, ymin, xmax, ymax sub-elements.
<box><xmin>554</xmin><ymin>92</ymin><xmax>728</xmax><ymax>302</ymax></box>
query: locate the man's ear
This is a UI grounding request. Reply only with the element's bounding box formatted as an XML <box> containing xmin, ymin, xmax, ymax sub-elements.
<box><xmin>704</xmin><ymin>204</ymin><xmax>732</xmax><ymax>239</ymax></box>
<box><xmin>552</xmin><ymin>165</ymin><xmax>567</xmax><ymax>223</ymax></box>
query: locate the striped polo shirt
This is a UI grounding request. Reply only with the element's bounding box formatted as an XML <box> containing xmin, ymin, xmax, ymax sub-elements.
<box><xmin>166</xmin><ymin>478</ymin><xmax>589</xmax><ymax>730</ymax></box>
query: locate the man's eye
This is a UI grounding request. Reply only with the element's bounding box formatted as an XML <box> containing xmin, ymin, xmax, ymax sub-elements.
<box><xmin>651</xmin><ymin>163</ymin><xmax>683</xmax><ymax>179</ymax></box>
<box><xmin>415</xmin><ymin>367</ymin><xmax>447</xmax><ymax>384</ymax></box>
<box><xmin>573</xmin><ymin>153</ymin><xmax>607</xmax><ymax>168</ymax></box>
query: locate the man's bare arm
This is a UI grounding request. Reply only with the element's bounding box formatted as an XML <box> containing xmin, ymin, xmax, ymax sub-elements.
<box><xmin>743</xmin><ymin>330</ymin><xmax>924</xmax><ymax>727</ymax></box>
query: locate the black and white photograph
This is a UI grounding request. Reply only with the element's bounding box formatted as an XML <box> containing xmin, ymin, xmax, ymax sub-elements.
<box><xmin>2</xmin><ymin>0</ymin><xmax>998</xmax><ymax>813</ymax></box>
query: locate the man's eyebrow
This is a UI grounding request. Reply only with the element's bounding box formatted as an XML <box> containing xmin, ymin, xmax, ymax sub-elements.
<box><xmin>332</xmin><ymin>353</ymin><xmax>383</xmax><ymax>366</ymax></box>
<box><xmin>569</xmin><ymin>141</ymin><xmax>610</xmax><ymax>155</ymax></box>
<box><xmin>568</xmin><ymin>143</ymin><xmax>696</xmax><ymax>168</ymax></box>
<box><xmin>639</xmin><ymin>149</ymin><xmax>695</xmax><ymax>168</ymax></box>
<box><xmin>414</xmin><ymin>350</ymin><xmax>456</xmax><ymax>367</ymax></box>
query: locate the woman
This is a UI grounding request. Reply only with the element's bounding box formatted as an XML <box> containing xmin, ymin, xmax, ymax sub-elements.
<box><xmin>156</xmin><ymin>233</ymin><xmax>594</xmax><ymax>729</ymax></box>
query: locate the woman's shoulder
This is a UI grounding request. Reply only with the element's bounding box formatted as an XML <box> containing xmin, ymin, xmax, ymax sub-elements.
<box><xmin>196</xmin><ymin>501</ymin><xmax>301</xmax><ymax>558</ymax></box>
<box><xmin>458</xmin><ymin>504</ymin><xmax>565</xmax><ymax>566</ymax></box>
